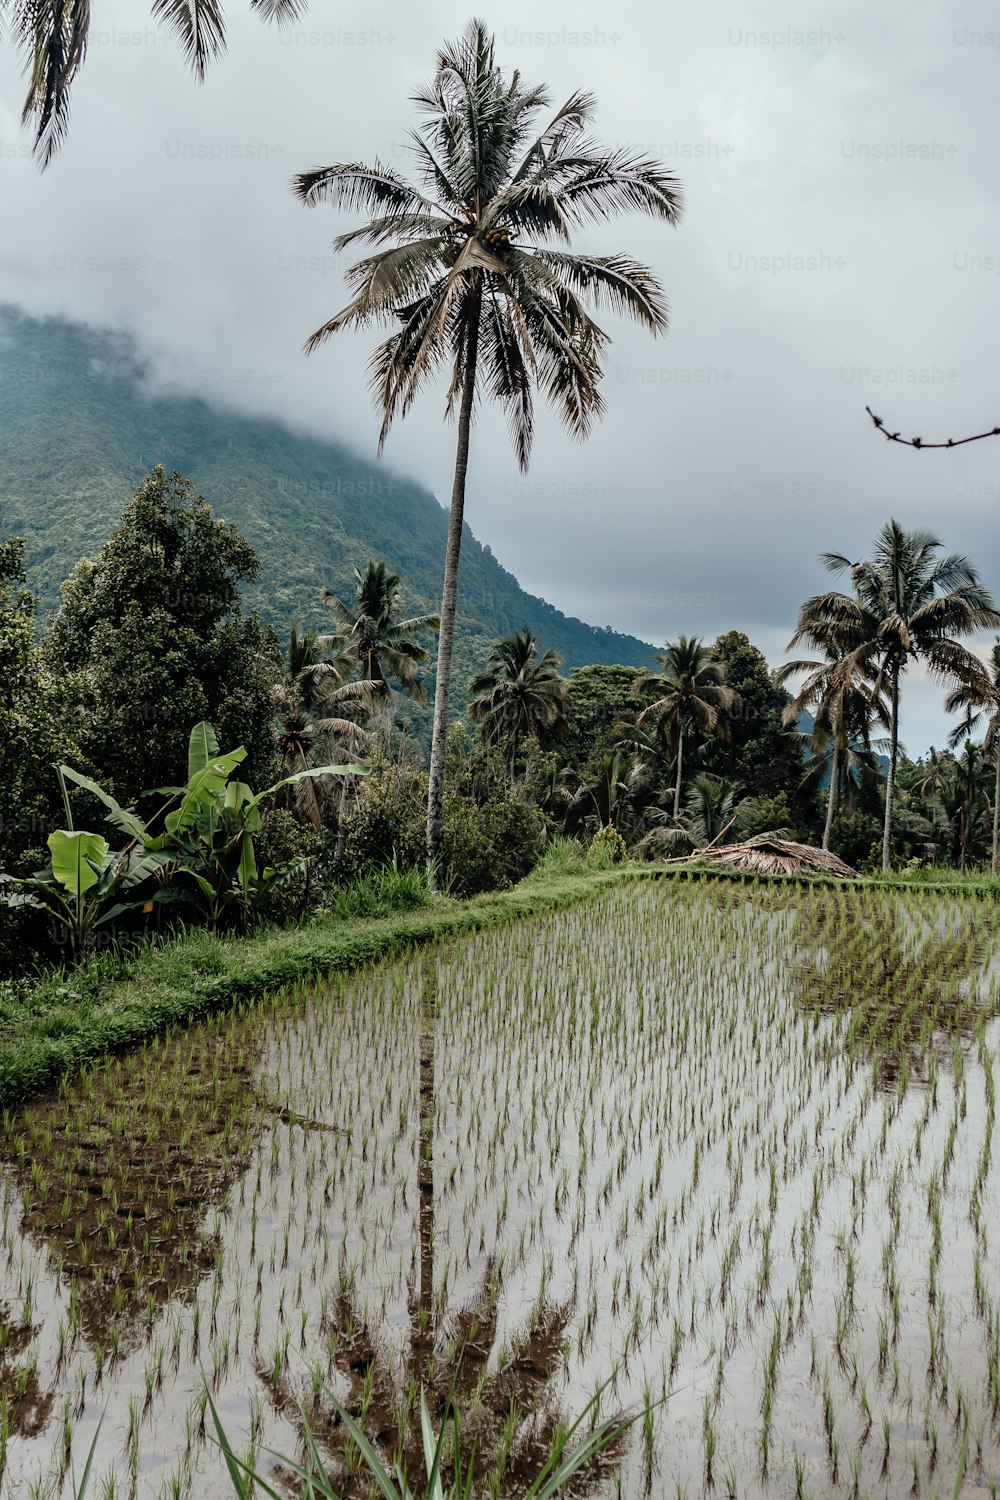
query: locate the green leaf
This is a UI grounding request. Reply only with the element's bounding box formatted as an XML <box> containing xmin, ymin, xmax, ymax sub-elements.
<box><xmin>321</xmin><ymin>1393</ymin><xmax>402</xmax><ymax>1500</ymax></box>
<box><xmin>58</xmin><ymin>765</ymin><xmax>146</xmax><ymax>842</ymax></box>
<box><xmin>119</xmin><ymin>851</ymin><xmax>171</xmax><ymax>889</ymax></box>
<box><xmin>223</xmin><ymin>780</ymin><xmax>254</xmax><ymax>814</ymax></box>
<box><xmin>188</xmin><ymin>721</ymin><xmax>221</xmax><ymax>780</ymax></box>
<box><xmin>420</xmin><ymin>1390</ymin><xmax>447</xmax><ymax>1500</ymax></box>
<box><xmin>73</xmin><ymin>1411</ymin><xmax>104</xmax><ymax>1498</ymax></box>
<box><xmin>48</xmin><ymin>830</ymin><xmax>108</xmax><ymax>897</ymax></box>
<box><xmin>204</xmin><ymin>1385</ymin><xmax>256</xmax><ymax>1500</ymax></box>
<box><xmin>167</xmin><ymin>749</ymin><xmax>248</xmax><ymax>835</ymax></box>
<box><xmin>237</xmin><ymin>833</ymin><xmax>258</xmax><ymax>892</ymax></box>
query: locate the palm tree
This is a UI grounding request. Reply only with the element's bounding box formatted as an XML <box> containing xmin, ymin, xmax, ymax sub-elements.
<box><xmin>946</xmin><ymin>641</ymin><xmax>1000</xmax><ymax>875</ymax></box>
<box><xmin>293</xmin><ymin>19</ymin><xmax>682</xmax><ymax>883</ymax></box>
<box><xmin>683</xmin><ymin>774</ymin><xmax>741</xmax><ymax>847</ymax></box>
<box><xmin>790</xmin><ymin>521</ymin><xmax>1000</xmax><ymax>869</ymax></box>
<box><xmin>938</xmin><ymin>754</ymin><xmax>987</xmax><ymax>873</ymax></box>
<box><xmin>321</xmin><ymin>561</ymin><xmax>439</xmax><ymax>705</ymax></box>
<box><xmin>567</xmin><ymin>749</ymin><xmax>638</xmax><ymax>839</ymax></box>
<box><xmin>273</xmin><ymin>623</ymin><xmax>372</xmax><ymax>826</ymax></box>
<box><xmin>633</xmin><ymin>637</ymin><xmax>736</xmax><ymax>819</ymax></box>
<box><xmin>2</xmin><ymin>0</ymin><xmax>304</xmax><ymax>166</ymax></box>
<box><xmin>776</xmin><ymin>651</ymin><xmax>888</xmax><ymax>851</ymax></box>
<box><xmin>468</xmin><ymin>629</ymin><xmax>569</xmax><ymax>780</ymax></box>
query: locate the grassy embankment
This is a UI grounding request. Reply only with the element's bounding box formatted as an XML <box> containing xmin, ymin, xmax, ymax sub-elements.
<box><xmin>2</xmin><ymin>847</ymin><xmax>997</xmax><ymax>1109</ymax></box>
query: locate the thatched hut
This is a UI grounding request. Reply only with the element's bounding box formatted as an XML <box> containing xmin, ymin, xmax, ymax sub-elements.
<box><xmin>681</xmin><ymin>834</ymin><xmax>859</xmax><ymax>879</ymax></box>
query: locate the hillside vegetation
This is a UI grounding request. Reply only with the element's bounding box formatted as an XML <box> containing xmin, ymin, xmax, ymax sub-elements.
<box><xmin>0</xmin><ymin>307</ymin><xmax>655</xmax><ymax>708</ymax></box>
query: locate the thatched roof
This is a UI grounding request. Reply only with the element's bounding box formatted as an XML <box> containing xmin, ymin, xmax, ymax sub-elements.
<box><xmin>680</xmin><ymin>833</ymin><xmax>859</xmax><ymax>879</ymax></box>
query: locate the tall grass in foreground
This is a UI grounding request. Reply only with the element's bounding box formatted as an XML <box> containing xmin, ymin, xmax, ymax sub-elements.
<box><xmin>71</xmin><ymin>1388</ymin><xmax>630</xmax><ymax>1499</ymax></box>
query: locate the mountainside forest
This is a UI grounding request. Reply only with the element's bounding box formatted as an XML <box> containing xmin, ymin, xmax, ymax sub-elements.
<box><xmin>0</xmin><ymin>307</ymin><xmax>656</xmax><ymax>708</ymax></box>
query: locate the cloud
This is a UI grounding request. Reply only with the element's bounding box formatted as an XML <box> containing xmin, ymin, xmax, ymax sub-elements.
<box><xmin>1</xmin><ymin>0</ymin><xmax>999</xmax><ymax>752</ymax></box>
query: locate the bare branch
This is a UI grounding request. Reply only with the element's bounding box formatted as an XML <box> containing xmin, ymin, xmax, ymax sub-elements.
<box><xmin>866</xmin><ymin>405</ymin><xmax>1000</xmax><ymax>451</ymax></box>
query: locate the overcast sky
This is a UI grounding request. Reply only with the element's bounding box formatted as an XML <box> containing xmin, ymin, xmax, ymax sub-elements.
<box><xmin>2</xmin><ymin>0</ymin><xmax>1000</xmax><ymax>753</ymax></box>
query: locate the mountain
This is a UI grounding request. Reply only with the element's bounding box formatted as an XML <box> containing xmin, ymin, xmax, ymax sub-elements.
<box><xmin>0</xmin><ymin>307</ymin><xmax>656</xmax><ymax>726</ymax></box>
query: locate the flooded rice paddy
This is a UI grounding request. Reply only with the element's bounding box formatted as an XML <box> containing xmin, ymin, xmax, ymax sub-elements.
<box><xmin>2</xmin><ymin>879</ymin><xmax>1000</xmax><ymax>1498</ymax></box>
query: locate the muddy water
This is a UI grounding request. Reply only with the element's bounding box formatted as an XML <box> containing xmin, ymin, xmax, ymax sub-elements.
<box><xmin>1</xmin><ymin>881</ymin><xmax>999</xmax><ymax>1498</ymax></box>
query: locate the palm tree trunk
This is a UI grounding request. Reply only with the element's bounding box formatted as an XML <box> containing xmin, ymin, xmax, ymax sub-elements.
<box><xmin>993</xmin><ymin>750</ymin><xmax>999</xmax><ymax>879</ymax></box>
<box><xmin>823</xmin><ymin>744</ymin><xmax>839</xmax><ymax>852</ymax></box>
<box><xmin>426</xmin><ymin>281</ymin><xmax>482</xmax><ymax>887</ymax></box>
<box><xmin>673</xmin><ymin>725</ymin><xmax>684</xmax><ymax>820</ymax></box>
<box><xmin>882</xmin><ymin>668</ymin><xmax>900</xmax><ymax>871</ymax></box>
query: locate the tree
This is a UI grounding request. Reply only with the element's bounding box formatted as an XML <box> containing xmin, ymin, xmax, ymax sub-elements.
<box><xmin>945</xmin><ymin>641</ymin><xmax>1000</xmax><ymax>875</ymax></box>
<box><xmin>633</xmin><ymin>636</ymin><xmax>736</xmax><ymax>818</ymax></box>
<box><xmin>321</xmin><ymin>561</ymin><xmax>438</xmax><ymax>705</ymax></box>
<box><xmin>776</xmin><ymin>649</ymin><xmax>888</xmax><ymax>851</ymax></box>
<box><xmin>682</xmin><ymin>774</ymin><xmax>741</xmax><ymax>847</ymax></box>
<box><xmin>566</xmin><ymin>748</ymin><xmax>640</xmax><ymax>839</ymax></box>
<box><xmin>934</xmin><ymin>744</ymin><xmax>988</xmax><ymax>873</ymax></box>
<box><xmin>468</xmin><ymin>629</ymin><xmax>569</xmax><ymax>780</ymax></box>
<box><xmin>701</xmin><ymin>632</ymin><xmax>807</xmax><ymax>812</ymax></box>
<box><xmin>2</xmin><ymin>0</ymin><xmax>305</xmax><ymax>166</ymax></box>
<box><xmin>273</xmin><ymin>623</ymin><xmax>371</xmax><ymax>826</ymax></box>
<box><xmin>789</xmin><ymin>520</ymin><xmax>1000</xmax><ymax>869</ymax></box>
<box><xmin>293</xmin><ymin>18</ymin><xmax>681</xmax><ymax>883</ymax></box>
<box><xmin>0</xmin><ymin>538</ymin><xmax>80</xmax><ymax>970</ymax></box>
<box><xmin>561</xmin><ymin>664</ymin><xmax>647</xmax><ymax>769</ymax></box>
<box><xmin>44</xmin><ymin>466</ymin><xmax>280</xmax><ymax>804</ymax></box>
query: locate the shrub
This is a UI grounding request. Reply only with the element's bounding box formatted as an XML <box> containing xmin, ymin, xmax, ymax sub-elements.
<box><xmin>588</xmin><ymin>824</ymin><xmax>628</xmax><ymax>865</ymax></box>
<box><xmin>340</xmin><ymin>758</ymin><xmax>428</xmax><ymax>877</ymax></box>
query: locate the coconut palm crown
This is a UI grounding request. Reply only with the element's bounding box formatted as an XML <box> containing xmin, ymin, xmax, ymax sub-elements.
<box><xmin>633</xmin><ymin>636</ymin><xmax>736</xmax><ymax>819</ymax></box>
<box><xmin>293</xmin><ymin>18</ymin><xmax>682</xmax><ymax>882</ymax></box>
<box><xmin>468</xmin><ymin>629</ymin><xmax>569</xmax><ymax>777</ymax></box>
<box><xmin>776</xmin><ymin>648</ymin><xmax>889</xmax><ymax>852</ymax></box>
<box><xmin>788</xmin><ymin>520</ymin><xmax>1000</xmax><ymax>869</ymax></box>
<box><xmin>321</xmin><ymin>560</ymin><xmax>439</xmax><ymax>704</ymax></box>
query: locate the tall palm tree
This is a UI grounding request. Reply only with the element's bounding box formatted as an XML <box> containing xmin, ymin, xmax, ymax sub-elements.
<box><xmin>2</xmin><ymin>0</ymin><xmax>305</xmax><ymax>166</ymax></box>
<box><xmin>789</xmin><ymin>521</ymin><xmax>1000</xmax><ymax>869</ymax></box>
<box><xmin>776</xmin><ymin>651</ymin><xmax>888</xmax><ymax>851</ymax></box>
<box><xmin>633</xmin><ymin>637</ymin><xmax>736</xmax><ymax>819</ymax></box>
<box><xmin>468</xmin><ymin>629</ymin><xmax>569</xmax><ymax>780</ymax></box>
<box><xmin>946</xmin><ymin>641</ymin><xmax>1000</xmax><ymax>875</ymax></box>
<box><xmin>293</xmin><ymin>19</ymin><xmax>682</xmax><ymax>883</ymax></box>
<box><xmin>321</xmin><ymin>561</ymin><xmax>439</xmax><ymax>704</ymax></box>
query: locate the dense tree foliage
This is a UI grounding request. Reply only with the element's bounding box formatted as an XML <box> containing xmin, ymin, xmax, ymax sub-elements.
<box><xmin>468</xmin><ymin>631</ymin><xmax>569</xmax><ymax>780</ymax></box>
<box><xmin>700</xmin><ymin>632</ymin><xmax>811</xmax><ymax>814</ymax></box>
<box><xmin>561</xmin><ymin>666</ymin><xmax>646</xmax><ymax>769</ymax></box>
<box><xmin>0</xmin><ymin>541</ymin><xmax>80</xmax><ymax>970</ymax></box>
<box><xmin>43</xmin><ymin>467</ymin><xmax>280</xmax><ymax>805</ymax></box>
<box><xmin>788</xmin><ymin>521</ymin><xmax>1000</xmax><ymax>868</ymax></box>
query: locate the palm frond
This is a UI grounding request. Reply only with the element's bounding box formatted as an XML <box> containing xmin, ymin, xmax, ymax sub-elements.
<box><xmin>293</xmin><ymin>161</ymin><xmax>438</xmax><ymax>216</ymax></box>
<box><xmin>531</xmin><ymin>250</ymin><xmax>669</xmax><ymax>332</ymax></box>
<box><xmin>150</xmin><ymin>0</ymin><xmax>225</xmax><ymax>80</ymax></box>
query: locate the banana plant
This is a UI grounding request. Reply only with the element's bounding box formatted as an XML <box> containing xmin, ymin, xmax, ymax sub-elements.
<box><xmin>0</xmin><ymin>771</ymin><xmax>170</xmax><ymax>963</ymax></box>
<box><xmin>61</xmin><ymin>722</ymin><xmax>367</xmax><ymax>934</ymax></box>
<box><xmin>1</xmin><ymin>722</ymin><xmax>368</xmax><ymax>959</ymax></box>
